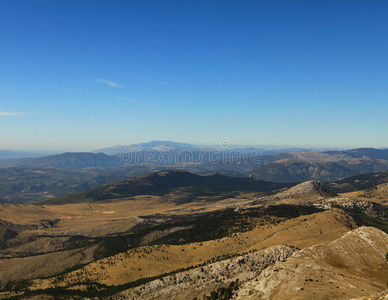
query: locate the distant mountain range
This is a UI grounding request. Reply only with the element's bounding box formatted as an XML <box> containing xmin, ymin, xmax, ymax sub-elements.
<box><xmin>324</xmin><ymin>147</ymin><xmax>388</xmax><ymax>160</ymax></box>
<box><xmin>93</xmin><ymin>140</ymin><xmax>200</xmax><ymax>155</ymax></box>
<box><xmin>248</xmin><ymin>156</ymin><xmax>388</xmax><ymax>183</ymax></box>
<box><xmin>0</xmin><ymin>150</ymin><xmax>56</xmax><ymax>160</ymax></box>
<box><xmin>93</xmin><ymin>141</ymin><xmax>324</xmax><ymax>156</ymax></box>
<box><xmin>248</xmin><ymin>159</ymin><xmax>353</xmax><ymax>183</ymax></box>
<box><xmin>2</xmin><ymin>147</ymin><xmax>387</xmax><ymax>172</ymax></box>
<box><xmin>0</xmin><ymin>152</ymin><xmax>122</xmax><ymax>169</ymax></box>
<box><xmin>1</xmin><ymin>143</ymin><xmax>388</xmax><ymax>203</ymax></box>
<box><xmin>244</xmin><ymin>148</ymin><xmax>388</xmax><ymax>182</ymax></box>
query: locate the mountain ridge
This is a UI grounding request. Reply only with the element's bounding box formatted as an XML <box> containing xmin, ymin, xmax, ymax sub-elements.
<box><xmin>94</xmin><ymin>141</ymin><xmax>200</xmax><ymax>155</ymax></box>
<box><xmin>36</xmin><ymin>170</ymin><xmax>294</xmax><ymax>205</ymax></box>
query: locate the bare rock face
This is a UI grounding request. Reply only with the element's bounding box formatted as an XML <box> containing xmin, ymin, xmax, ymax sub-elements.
<box><xmin>233</xmin><ymin>227</ymin><xmax>388</xmax><ymax>300</ymax></box>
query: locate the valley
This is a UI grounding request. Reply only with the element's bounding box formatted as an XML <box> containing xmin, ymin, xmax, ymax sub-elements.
<box><xmin>0</xmin><ymin>166</ymin><xmax>387</xmax><ymax>299</ymax></box>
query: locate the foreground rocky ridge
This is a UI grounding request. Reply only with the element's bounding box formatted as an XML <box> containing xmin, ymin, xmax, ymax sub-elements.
<box><xmin>113</xmin><ymin>245</ymin><xmax>295</xmax><ymax>300</ymax></box>
<box><xmin>234</xmin><ymin>227</ymin><xmax>388</xmax><ymax>300</ymax></box>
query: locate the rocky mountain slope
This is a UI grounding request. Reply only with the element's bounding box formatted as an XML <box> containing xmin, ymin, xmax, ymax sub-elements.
<box><xmin>234</xmin><ymin>226</ymin><xmax>388</xmax><ymax>300</ymax></box>
<box><xmin>272</xmin><ymin>180</ymin><xmax>337</xmax><ymax>203</ymax></box>
<box><xmin>362</xmin><ymin>183</ymin><xmax>388</xmax><ymax>201</ymax></box>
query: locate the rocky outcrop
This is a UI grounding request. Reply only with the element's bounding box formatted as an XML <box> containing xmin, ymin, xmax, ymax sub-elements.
<box><xmin>315</xmin><ymin>197</ymin><xmax>388</xmax><ymax>218</ymax></box>
<box><xmin>276</xmin><ymin>180</ymin><xmax>337</xmax><ymax>200</ymax></box>
<box><xmin>350</xmin><ymin>289</ymin><xmax>388</xmax><ymax>300</ymax></box>
<box><xmin>233</xmin><ymin>227</ymin><xmax>388</xmax><ymax>300</ymax></box>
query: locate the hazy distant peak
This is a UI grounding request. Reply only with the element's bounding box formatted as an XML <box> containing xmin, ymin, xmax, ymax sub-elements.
<box><xmin>94</xmin><ymin>141</ymin><xmax>199</xmax><ymax>155</ymax></box>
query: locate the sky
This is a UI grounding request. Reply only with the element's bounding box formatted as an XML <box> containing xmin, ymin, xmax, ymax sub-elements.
<box><xmin>1</xmin><ymin>0</ymin><xmax>388</xmax><ymax>151</ymax></box>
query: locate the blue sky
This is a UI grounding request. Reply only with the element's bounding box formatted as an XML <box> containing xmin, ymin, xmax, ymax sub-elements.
<box><xmin>1</xmin><ymin>0</ymin><xmax>388</xmax><ymax>150</ymax></box>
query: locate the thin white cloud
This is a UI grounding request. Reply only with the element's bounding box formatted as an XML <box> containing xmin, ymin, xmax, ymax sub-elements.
<box><xmin>53</xmin><ymin>85</ymin><xmax>138</xmax><ymax>103</ymax></box>
<box><xmin>94</xmin><ymin>78</ymin><xmax>124</xmax><ymax>88</ymax></box>
<box><xmin>0</xmin><ymin>110</ymin><xmax>33</xmax><ymax>116</ymax></box>
<box><xmin>115</xmin><ymin>97</ymin><xmax>139</xmax><ymax>102</ymax></box>
<box><xmin>142</xmin><ymin>78</ymin><xmax>169</xmax><ymax>85</ymax></box>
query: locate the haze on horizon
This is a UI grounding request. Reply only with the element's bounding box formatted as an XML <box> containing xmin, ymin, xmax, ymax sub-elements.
<box><xmin>1</xmin><ymin>0</ymin><xmax>388</xmax><ymax>151</ymax></box>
